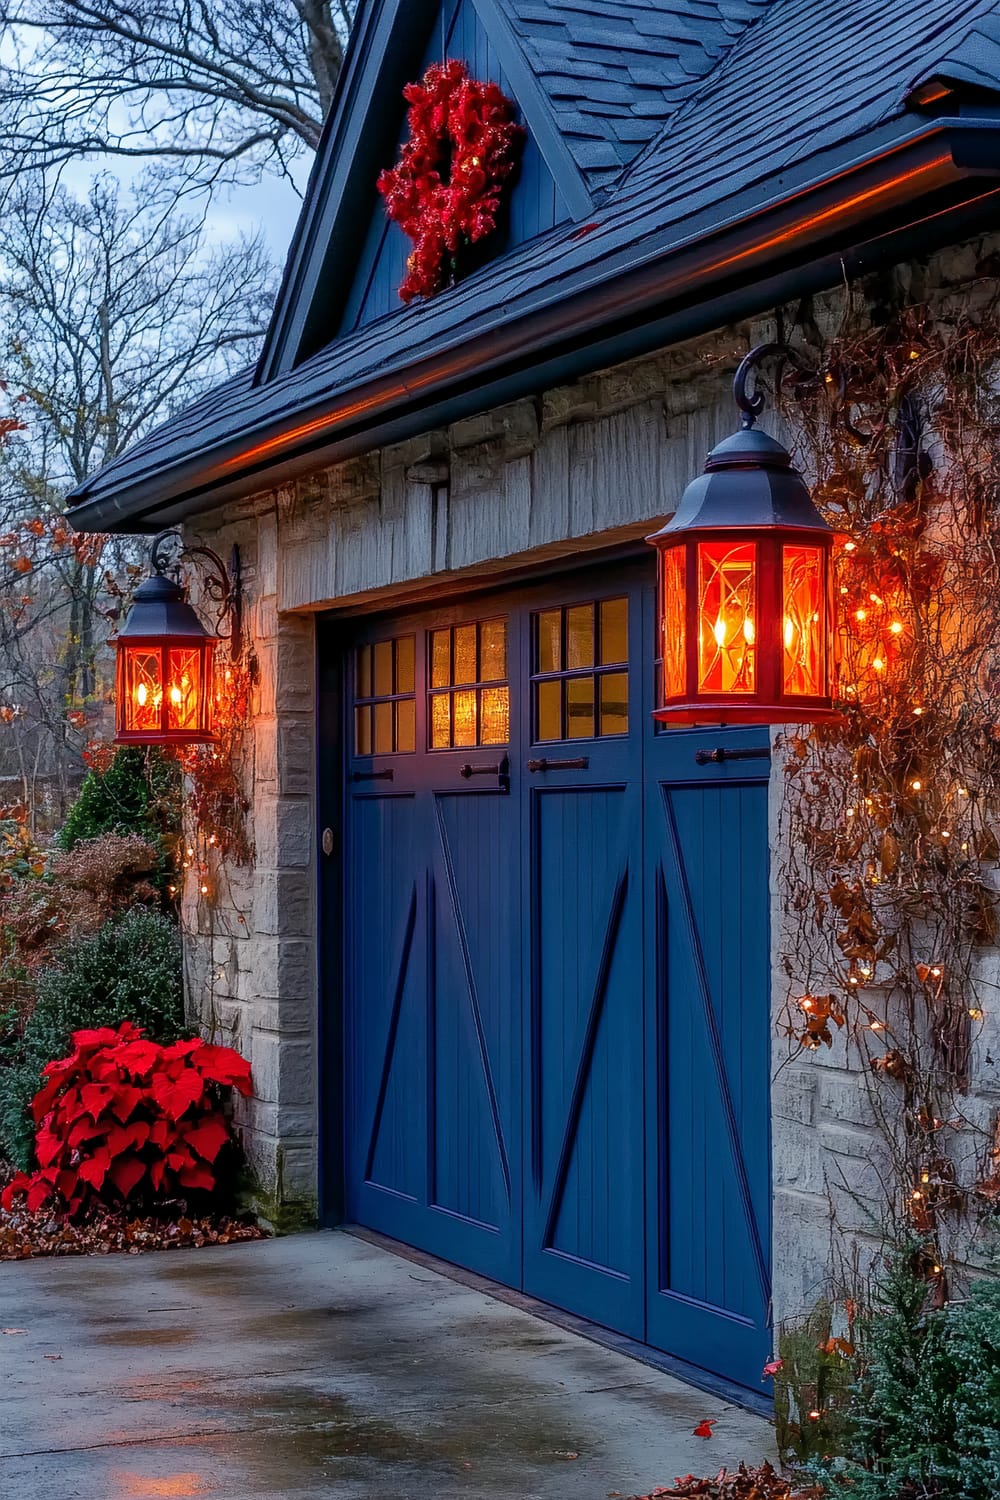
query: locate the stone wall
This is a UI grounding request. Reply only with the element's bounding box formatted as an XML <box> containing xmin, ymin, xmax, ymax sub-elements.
<box><xmin>178</xmin><ymin>235</ymin><xmax>1000</xmax><ymax>1325</ymax></box>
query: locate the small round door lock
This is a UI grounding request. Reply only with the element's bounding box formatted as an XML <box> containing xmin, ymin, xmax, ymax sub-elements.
<box><xmin>322</xmin><ymin>827</ymin><xmax>335</xmax><ymax>857</ymax></box>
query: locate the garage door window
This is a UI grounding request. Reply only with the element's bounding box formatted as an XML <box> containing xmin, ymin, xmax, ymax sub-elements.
<box><xmin>428</xmin><ymin>618</ymin><xmax>510</xmax><ymax>749</ymax></box>
<box><xmin>354</xmin><ymin>635</ymin><xmax>416</xmax><ymax>754</ymax></box>
<box><xmin>533</xmin><ymin>597</ymin><xmax>629</xmax><ymax>742</ymax></box>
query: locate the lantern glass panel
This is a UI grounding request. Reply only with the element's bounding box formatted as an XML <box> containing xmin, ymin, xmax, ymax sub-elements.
<box><xmin>661</xmin><ymin>545</ymin><xmax>687</xmax><ymax>700</ymax></box>
<box><xmin>124</xmin><ymin>648</ymin><xmax>163</xmax><ymax>734</ymax></box>
<box><xmin>782</xmin><ymin>544</ymin><xmax>825</xmax><ymax>697</ymax></box>
<box><xmin>165</xmin><ymin>646</ymin><xmax>203</xmax><ymax>733</ymax></box>
<box><xmin>697</xmin><ymin>539</ymin><xmax>757</xmax><ymax>695</ymax></box>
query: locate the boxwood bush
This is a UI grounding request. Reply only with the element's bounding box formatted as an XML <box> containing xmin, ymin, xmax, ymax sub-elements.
<box><xmin>0</xmin><ymin>908</ymin><xmax>186</xmax><ymax>1169</ymax></box>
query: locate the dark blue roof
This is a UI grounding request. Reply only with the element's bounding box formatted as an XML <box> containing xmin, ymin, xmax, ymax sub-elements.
<box><xmin>68</xmin><ymin>0</ymin><xmax>1000</xmax><ymax>529</ymax></box>
<box><xmin>497</xmin><ymin>0</ymin><xmax>771</xmax><ymax>184</ymax></box>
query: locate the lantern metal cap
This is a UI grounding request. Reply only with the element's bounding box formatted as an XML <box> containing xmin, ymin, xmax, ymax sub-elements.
<box><xmin>704</xmin><ymin>426</ymin><xmax>794</xmax><ymax>470</ymax></box>
<box><xmin>117</xmin><ymin>573</ymin><xmax>216</xmax><ymax>642</ymax></box>
<box><xmin>650</xmin><ymin>423</ymin><xmax>833</xmax><ymax>542</ymax></box>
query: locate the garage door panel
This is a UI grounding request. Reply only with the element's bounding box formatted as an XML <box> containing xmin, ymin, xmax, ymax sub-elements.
<box><xmin>347</xmin><ymin>795</ymin><xmax>423</xmax><ymax>1210</ymax></box>
<box><xmin>430</xmin><ymin>792</ymin><xmax>518</xmax><ymax>1232</ymax></box>
<box><xmin>524</xmin><ymin>780</ymin><xmax>644</xmax><ymax>1333</ymax></box>
<box><xmin>646</xmin><ymin>770</ymin><xmax>772</xmax><ymax>1388</ymax></box>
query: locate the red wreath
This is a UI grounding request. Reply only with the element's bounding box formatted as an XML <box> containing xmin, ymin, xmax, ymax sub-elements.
<box><xmin>377</xmin><ymin>59</ymin><xmax>525</xmax><ymax>303</ymax></box>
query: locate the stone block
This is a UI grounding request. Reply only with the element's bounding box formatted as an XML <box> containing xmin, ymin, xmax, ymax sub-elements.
<box><xmin>251</xmin><ymin>1031</ymin><xmax>316</xmax><ymax>1108</ymax></box>
<box><xmin>251</xmin><ymin>938</ymin><xmax>317</xmax><ymax>1003</ymax></box>
<box><xmin>772</xmin><ymin>1067</ymin><xmax>816</xmax><ymax>1125</ymax></box>
<box><xmin>772</xmin><ymin>1189</ymin><xmax>833</xmax><ymax>1323</ymax></box>
<box><xmin>275</xmin><ymin>634</ymin><xmax>316</xmax><ymax>714</ymax></box>
<box><xmin>253</xmin><ymin>996</ymin><xmax>316</xmax><ymax>1034</ymax></box>
<box><xmin>773</xmin><ymin>1119</ymin><xmax>827</xmax><ymax>1196</ymax></box>
<box><xmin>254</xmin><ymin>870</ymin><xmax>314</xmax><ymax>937</ymax></box>
<box><xmin>254</xmin><ymin>717</ymin><xmax>314</xmax><ymax>794</ymax></box>
<box><xmin>254</xmin><ymin>796</ymin><xmax>314</xmax><ymax>870</ymax></box>
<box><xmin>816</xmin><ymin>1069</ymin><xmax>877</xmax><ymax>1129</ymax></box>
<box><xmin>278</xmin><ymin>1140</ymin><xmax>319</xmax><ymax>1200</ymax></box>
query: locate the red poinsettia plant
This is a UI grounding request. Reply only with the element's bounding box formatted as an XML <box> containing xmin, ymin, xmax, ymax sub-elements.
<box><xmin>378</xmin><ymin>58</ymin><xmax>525</xmax><ymax>302</ymax></box>
<box><xmin>1</xmin><ymin>1023</ymin><xmax>252</xmax><ymax>1219</ymax></box>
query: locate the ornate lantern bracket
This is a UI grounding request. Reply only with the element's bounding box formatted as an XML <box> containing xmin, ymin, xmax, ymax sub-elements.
<box><xmin>149</xmin><ymin>530</ymin><xmax>243</xmax><ymax>659</ymax></box>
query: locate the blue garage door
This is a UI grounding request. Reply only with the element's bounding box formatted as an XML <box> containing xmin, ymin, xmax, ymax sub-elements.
<box><xmin>341</xmin><ymin>556</ymin><xmax>772</xmax><ymax>1390</ymax></box>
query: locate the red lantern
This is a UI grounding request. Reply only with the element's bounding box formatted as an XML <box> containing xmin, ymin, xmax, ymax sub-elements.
<box><xmin>648</xmin><ymin>424</ymin><xmax>837</xmax><ymax>725</ymax></box>
<box><xmin>115</xmin><ymin>573</ymin><xmax>217</xmax><ymax>745</ymax></box>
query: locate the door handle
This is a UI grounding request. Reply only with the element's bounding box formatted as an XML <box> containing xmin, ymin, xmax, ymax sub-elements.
<box><xmin>694</xmin><ymin>746</ymin><xmax>770</xmax><ymax>766</ymax></box>
<box><xmin>526</xmin><ymin>757</ymin><xmax>589</xmax><ymax>772</ymax></box>
<box><xmin>459</xmin><ymin>754</ymin><xmax>510</xmax><ymax>793</ymax></box>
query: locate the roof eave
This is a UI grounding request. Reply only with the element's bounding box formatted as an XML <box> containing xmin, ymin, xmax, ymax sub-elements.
<box><xmin>69</xmin><ymin>119</ymin><xmax>1000</xmax><ymax>535</ymax></box>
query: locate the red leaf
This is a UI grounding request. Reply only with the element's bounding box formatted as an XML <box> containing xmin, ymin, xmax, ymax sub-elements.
<box><xmin>77</xmin><ymin>1148</ymin><xmax>112</xmax><ymax>1189</ymax></box>
<box><xmin>35</xmin><ymin>1126</ymin><xmax>62</xmax><ymax>1168</ymax></box>
<box><xmin>182</xmin><ymin>1115</ymin><xmax>230</xmax><ymax>1164</ymax></box>
<box><xmin>149</xmin><ymin>1159</ymin><xmax>166</xmax><ymax>1191</ymax></box>
<box><xmin>69</xmin><ymin>1026</ymin><xmax>121</xmax><ymax>1051</ymax></box>
<box><xmin>114</xmin><ymin>1039</ymin><xmax>162</xmax><ymax>1079</ymax></box>
<box><xmin>150</xmin><ymin>1067</ymin><xmax>205</xmax><ymax>1121</ymax></box>
<box><xmin>26</xmin><ymin>1179</ymin><xmax>54</xmax><ymax>1213</ymax></box>
<box><xmin>177</xmin><ymin>1164</ymin><xmax>215</xmax><ymax>1193</ymax></box>
<box><xmin>107</xmin><ymin>1153</ymin><xmax>146</xmax><ymax>1202</ymax></box>
<box><xmin>55</xmin><ymin>1169</ymin><xmax>78</xmax><ymax>1202</ymax></box>
<box><xmin>79</xmin><ymin>1082</ymin><xmax>115</xmax><ymax>1121</ymax></box>
<box><xmin>1</xmin><ymin>1174</ymin><xmax>30</xmax><ymax>1210</ymax></box>
<box><xmin>193</xmin><ymin>1044</ymin><xmax>253</xmax><ymax>1095</ymax></box>
<box><xmin>693</xmin><ymin>1419</ymin><xmax>716</xmax><ymax>1438</ymax></box>
<box><xmin>109</xmin><ymin>1085</ymin><xmax>144</xmax><ymax>1124</ymax></box>
<box><xmin>30</xmin><ymin>1076</ymin><xmax>63</xmax><ymax>1121</ymax></box>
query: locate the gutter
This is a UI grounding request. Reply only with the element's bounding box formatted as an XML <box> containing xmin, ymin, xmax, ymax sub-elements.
<box><xmin>69</xmin><ymin>118</ymin><xmax>1000</xmax><ymax>534</ymax></box>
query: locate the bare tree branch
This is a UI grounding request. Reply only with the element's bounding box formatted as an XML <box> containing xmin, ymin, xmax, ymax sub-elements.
<box><xmin>0</xmin><ymin>0</ymin><xmax>356</xmax><ymax>188</ymax></box>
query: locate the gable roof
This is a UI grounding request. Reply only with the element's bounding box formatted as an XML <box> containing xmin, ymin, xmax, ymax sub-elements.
<box><xmin>256</xmin><ymin>0</ymin><xmax>773</xmax><ymax>382</ymax></box>
<box><xmin>69</xmin><ymin>0</ymin><xmax>1000</xmax><ymax>533</ymax></box>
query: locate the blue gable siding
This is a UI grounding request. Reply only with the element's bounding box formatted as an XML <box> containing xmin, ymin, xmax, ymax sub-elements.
<box><xmin>339</xmin><ymin>0</ymin><xmax>572</xmax><ymax>334</ymax></box>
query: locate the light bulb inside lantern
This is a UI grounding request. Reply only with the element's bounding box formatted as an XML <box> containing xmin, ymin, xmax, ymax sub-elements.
<box><xmin>783</xmin><ymin>616</ymin><xmax>794</xmax><ymax>649</ymax></box>
<box><xmin>743</xmin><ymin>616</ymin><xmax>755</xmax><ymax>645</ymax></box>
<box><xmin>713</xmin><ymin>616</ymin><xmax>727</xmax><ymax>648</ymax></box>
<box><xmin>170</xmin><ymin>686</ymin><xmax>182</xmax><ymax>705</ymax></box>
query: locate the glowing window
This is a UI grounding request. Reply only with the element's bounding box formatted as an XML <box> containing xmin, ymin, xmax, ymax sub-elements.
<box><xmin>428</xmin><ymin>618</ymin><xmax>509</xmax><ymax>749</ymax></box>
<box><xmin>532</xmin><ymin>596</ymin><xmax>629</xmax><ymax>743</ymax></box>
<box><xmin>354</xmin><ymin>635</ymin><xmax>416</xmax><ymax>754</ymax></box>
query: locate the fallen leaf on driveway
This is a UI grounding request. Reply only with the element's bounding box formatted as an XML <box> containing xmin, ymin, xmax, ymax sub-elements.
<box><xmin>1</xmin><ymin>1328</ymin><xmax>27</xmax><ymax>1335</ymax></box>
<box><xmin>43</xmin><ymin>1354</ymin><xmax>62</xmax><ymax>1360</ymax></box>
<box><xmin>693</xmin><ymin>1419</ymin><xmax>716</xmax><ymax>1438</ymax></box>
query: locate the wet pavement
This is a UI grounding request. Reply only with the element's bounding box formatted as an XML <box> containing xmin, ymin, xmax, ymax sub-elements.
<box><xmin>1</xmin><ymin>1229</ymin><xmax>776</xmax><ymax>1499</ymax></box>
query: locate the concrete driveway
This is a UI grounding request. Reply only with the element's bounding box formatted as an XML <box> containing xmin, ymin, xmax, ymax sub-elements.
<box><xmin>1</xmin><ymin>1229</ymin><xmax>776</xmax><ymax>1499</ymax></box>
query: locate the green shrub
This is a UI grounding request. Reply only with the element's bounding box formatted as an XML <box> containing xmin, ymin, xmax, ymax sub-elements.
<box><xmin>0</xmin><ymin>908</ymin><xmax>186</xmax><ymax>1169</ymax></box>
<box><xmin>60</xmin><ymin>746</ymin><xmax>180</xmax><ymax>853</ymax></box>
<box><xmin>815</xmin><ymin>1248</ymin><xmax>1000</xmax><ymax>1499</ymax></box>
